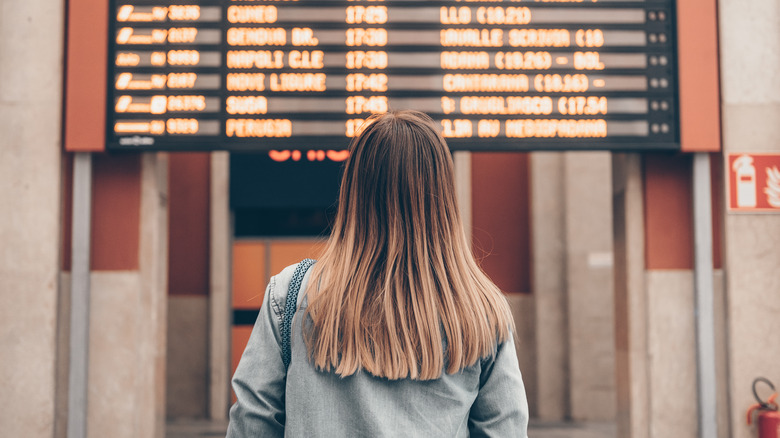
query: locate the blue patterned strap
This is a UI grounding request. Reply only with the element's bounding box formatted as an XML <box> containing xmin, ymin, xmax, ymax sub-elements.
<box><xmin>281</xmin><ymin>259</ymin><xmax>316</xmax><ymax>369</ymax></box>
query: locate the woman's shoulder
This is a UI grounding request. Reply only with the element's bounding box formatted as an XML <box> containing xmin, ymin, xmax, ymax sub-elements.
<box><xmin>267</xmin><ymin>262</ymin><xmax>313</xmax><ymax>319</ymax></box>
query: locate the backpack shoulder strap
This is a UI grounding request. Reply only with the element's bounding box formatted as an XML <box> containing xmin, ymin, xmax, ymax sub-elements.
<box><xmin>281</xmin><ymin>258</ymin><xmax>316</xmax><ymax>369</ymax></box>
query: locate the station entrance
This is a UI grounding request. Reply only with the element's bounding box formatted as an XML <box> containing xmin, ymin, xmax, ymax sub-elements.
<box><xmin>228</xmin><ymin>151</ymin><xmax>341</xmax><ymax>402</ymax></box>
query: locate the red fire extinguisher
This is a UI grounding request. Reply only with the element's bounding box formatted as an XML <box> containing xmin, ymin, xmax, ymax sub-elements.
<box><xmin>747</xmin><ymin>377</ymin><xmax>780</xmax><ymax>438</ymax></box>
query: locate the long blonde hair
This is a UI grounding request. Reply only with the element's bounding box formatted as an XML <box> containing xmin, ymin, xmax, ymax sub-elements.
<box><xmin>303</xmin><ymin>110</ymin><xmax>513</xmax><ymax>380</ymax></box>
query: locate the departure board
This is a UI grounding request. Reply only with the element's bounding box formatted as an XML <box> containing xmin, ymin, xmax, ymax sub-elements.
<box><xmin>107</xmin><ymin>1</ymin><xmax>678</xmax><ymax>152</ymax></box>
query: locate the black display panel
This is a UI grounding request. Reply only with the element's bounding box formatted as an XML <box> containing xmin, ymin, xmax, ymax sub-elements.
<box><xmin>107</xmin><ymin>1</ymin><xmax>678</xmax><ymax>151</ymax></box>
<box><xmin>229</xmin><ymin>152</ymin><xmax>342</xmax><ymax>210</ymax></box>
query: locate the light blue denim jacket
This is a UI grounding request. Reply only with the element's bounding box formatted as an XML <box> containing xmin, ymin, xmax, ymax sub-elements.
<box><xmin>227</xmin><ymin>263</ymin><xmax>529</xmax><ymax>437</ymax></box>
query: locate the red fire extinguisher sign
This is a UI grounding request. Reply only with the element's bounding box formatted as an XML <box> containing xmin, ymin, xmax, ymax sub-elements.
<box><xmin>728</xmin><ymin>153</ymin><xmax>780</xmax><ymax>212</ymax></box>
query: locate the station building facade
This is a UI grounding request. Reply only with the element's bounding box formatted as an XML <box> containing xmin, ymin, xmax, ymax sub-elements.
<box><xmin>2</xmin><ymin>1</ymin><xmax>780</xmax><ymax>438</ymax></box>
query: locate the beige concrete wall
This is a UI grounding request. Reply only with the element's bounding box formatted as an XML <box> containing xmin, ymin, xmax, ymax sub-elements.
<box><xmin>0</xmin><ymin>0</ymin><xmax>64</xmax><ymax>436</ymax></box>
<box><xmin>506</xmin><ymin>294</ymin><xmax>537</xmax><ymax>416</ymax></box>
<box><xmin>564</xmin><ymin>152</ymin><xmax>617</xmax><ymax>421</ymax></box>
<box><xmin>640</xmin><ymin>270</ymin><xmax>730</xmax><ymax>438</ymax></box>
<box><xmin>531</xmin><ymin>152</ymin><xmax>569</xmax><ymax>420</ymax></box>
<box><xmin>719</xmin><ymin>1</ymin><xmax>780</xmax><ymax>437</ymax></box>
<box><xmin>645</xmin><ymin>271</ymin><xmax>697</xmax><ymax>438</ymax></box>
<box><xmin>723</xmin><ymin>215</ymin><xmax>780</xmax><ymax>438</ymax></box>
<box><xmin>712</xmin><ymin>271</ymin><xmax>731</xmax><ymax>438</ymax></box>
<box><xmin>644</xmin><ymin>270</ymin><xmax>730</xmax><ymax>438</ymax></box>
<box><xmin>87</xmin><ymin>272</ymin><xmax>147</xmax><ymax>436</ymax></box>
<box><xmin>167</xmin><ymin>295</ymin><xmax>209</xmax><ymax>418</ymax></box>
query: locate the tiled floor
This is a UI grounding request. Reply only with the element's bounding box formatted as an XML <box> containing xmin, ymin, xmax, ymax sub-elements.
<box><xmin>528</xmin><ymin>420</ymin><xmax>617</xmax><ymax>438</ymax></box>
<box><xmin>166</xmin><ymin>419</ymin><xmax>617</xmax><ymax>438</ymax></box>
<box><xmin>167</xmin><ymin>419</ymin><xmax>228</xmax><ymax>438</ymax></box>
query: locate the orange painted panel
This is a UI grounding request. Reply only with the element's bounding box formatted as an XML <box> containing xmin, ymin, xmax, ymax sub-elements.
<box><xmin>64</xmin><ymin>0</ymin><xmax>107</xmax><ymax>152</ymax></box>
<box><xmin>677</xmin><ymin>0</ymin><xmax>722</xmax><ymax>152</ymax></box>
<box><xmin>231</xmin><ymin>326</ymin><xmax>254</xmax><ymax>404</ymax></box>
<box><xmin>711</xmin><ymin>154</ymin><xmax>723</xmax><ymax>269</ymax></box>
<box><xmin>644</xmin><ymin>154</ymin><xmax>694</xmax><ymax>270</ymax></box>
<box><xmin>644</xmin><ymin>153</ymin><xmax>724</xmax><ymax>270</ymax></box>
<box><xmin>233</xmin><ymin>241</ymin><xmax>267</xmax><ymax>309</ymax></box>
<box><xmin>471</xmin><ymin>152</ymin><xmax>532</xmax><ymax>294</ymax></box>
<box><xmin>168</xmin><ymin>153</ymin><xmax>211</xmax><ymax>296</ymax></box>
<box><xmin>269</xmin><ymin>240</ymin><xmax>326</xmax><ymax>277</ymax></box>
<box><xmin>91</xmin><ymin>155</ymin><xmax>142</xmax><ymax>270</ymax></box>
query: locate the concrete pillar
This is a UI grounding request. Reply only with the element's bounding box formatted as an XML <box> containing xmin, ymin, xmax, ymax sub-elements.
<box><xmin>532</xmin><ymin>152</ymin><xmax>569</xmax><ymax>420</ymax></box>
<box><xmin>84</xmin><ymin>154</ymin><xmax>168</xmax><ymax>438</ymax></box>
<box><xmin>532</xmin><ymin>151</ymin><xmax>617</xmax><ymax>421</ymax></box>
<box><xmin>719</xmin><ymin>1</ymin><xmax>780</xmax><ymax>437</ymax></box>
<box><xmin>209</xmin><ymin>151</ymin><xmax>232</xmax><ymax>419</ymax></box>
<box><xmin>0</xmin><ymin>0</ymin><xmax>64</xmax><ymax>436</ymax></box>
<box><xmin>613</xmin><ymin>153</ymin><xmax>730</xmax><ymax>438</ymax></box>
<box><xmin>612</xmin><ymin>153</ymin><xmax>650</xmax><ymax>438</ymax></box>
<box><xmin>167</xmin><ymin>296</ymin><xmax>209</xmax><ymax>418</ymax></box>
<box><xmin>564</xmin><ymin>152</ymin><xmax>617</xmax><ymax>421</ymax></box>
<box><xmin>138</xmin><ymin>153</ymin><xmax>169</xmax><ymax>437</ymax></box>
